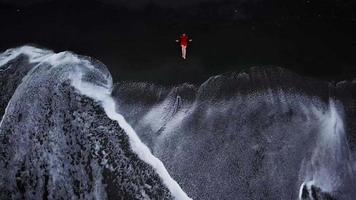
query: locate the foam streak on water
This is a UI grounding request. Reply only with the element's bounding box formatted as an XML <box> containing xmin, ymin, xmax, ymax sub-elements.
<box><xmin>299</xmin><ymin>100</ymin><xmax>354</xmax><ymax>199</ymax></box>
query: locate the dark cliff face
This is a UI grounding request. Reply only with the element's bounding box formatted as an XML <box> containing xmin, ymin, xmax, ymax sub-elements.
<box><xmin>113</xmin><ymin>67</ymin><xmax>356</xmax><ymax>200</ymax></box>
<box><xmin>0</xmin><ymin>48</ymin><xmax>173</xmax><ymax>200</ymax></box>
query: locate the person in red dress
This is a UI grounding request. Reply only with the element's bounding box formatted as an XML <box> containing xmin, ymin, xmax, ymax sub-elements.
<box><xmin>176</xmin><ymin>33</ymin><xmax>192</xmax><ymax>59</ymax></box>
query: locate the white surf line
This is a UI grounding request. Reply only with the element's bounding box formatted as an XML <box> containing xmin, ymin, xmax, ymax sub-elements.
<box><xmin>0</xmin><ymin>99</ymin><xmax>11</xmax><ymax>129</ymax></box>
<box><xmin>71</xmin><ymin>72</ymin><xmax>192</xmax><ymax>200</ymax></box>
<box><xmin>0</xmin><ymin>46</ymin><xmax>53</xmax><ymax>70</ymax></box>
<box><xmin>0</xmin><ymin>46</ymin><xmax>81</xmax><ymax>128</ymax></box>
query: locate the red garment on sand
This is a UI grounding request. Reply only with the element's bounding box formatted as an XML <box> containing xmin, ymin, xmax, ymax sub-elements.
<box><xmin>180</xmin><ymin>35</ymin><xmax>188</xmax><ymax>46</ymax></box>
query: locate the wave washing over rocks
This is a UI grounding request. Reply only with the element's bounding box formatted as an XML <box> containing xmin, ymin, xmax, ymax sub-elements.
<box><xmin>1</xmin><ymin>45</ymin><xmax>356</xmax><ymax>200</ymax></box>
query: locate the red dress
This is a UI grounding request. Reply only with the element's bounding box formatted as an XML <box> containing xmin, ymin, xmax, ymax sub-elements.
<box><xmin>180</xmin><ymin>35</ymin><xmax>188</xmax><ymax>46</ymax></box>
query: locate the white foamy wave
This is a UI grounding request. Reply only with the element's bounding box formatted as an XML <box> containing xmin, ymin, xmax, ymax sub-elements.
<box><xmin>0</xmin><ymin>45</ymin><xmax>53</xmax><ymax>69</ymax></box>
<box><xmin>299</xmin><ymin>100</ymin><xmax>353</xmax><ymax>195</ymax></box>
<box><xmin>70</xmin><ymin>72</ymin><xmax>192</xmax><ymax>200</ymax></box>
